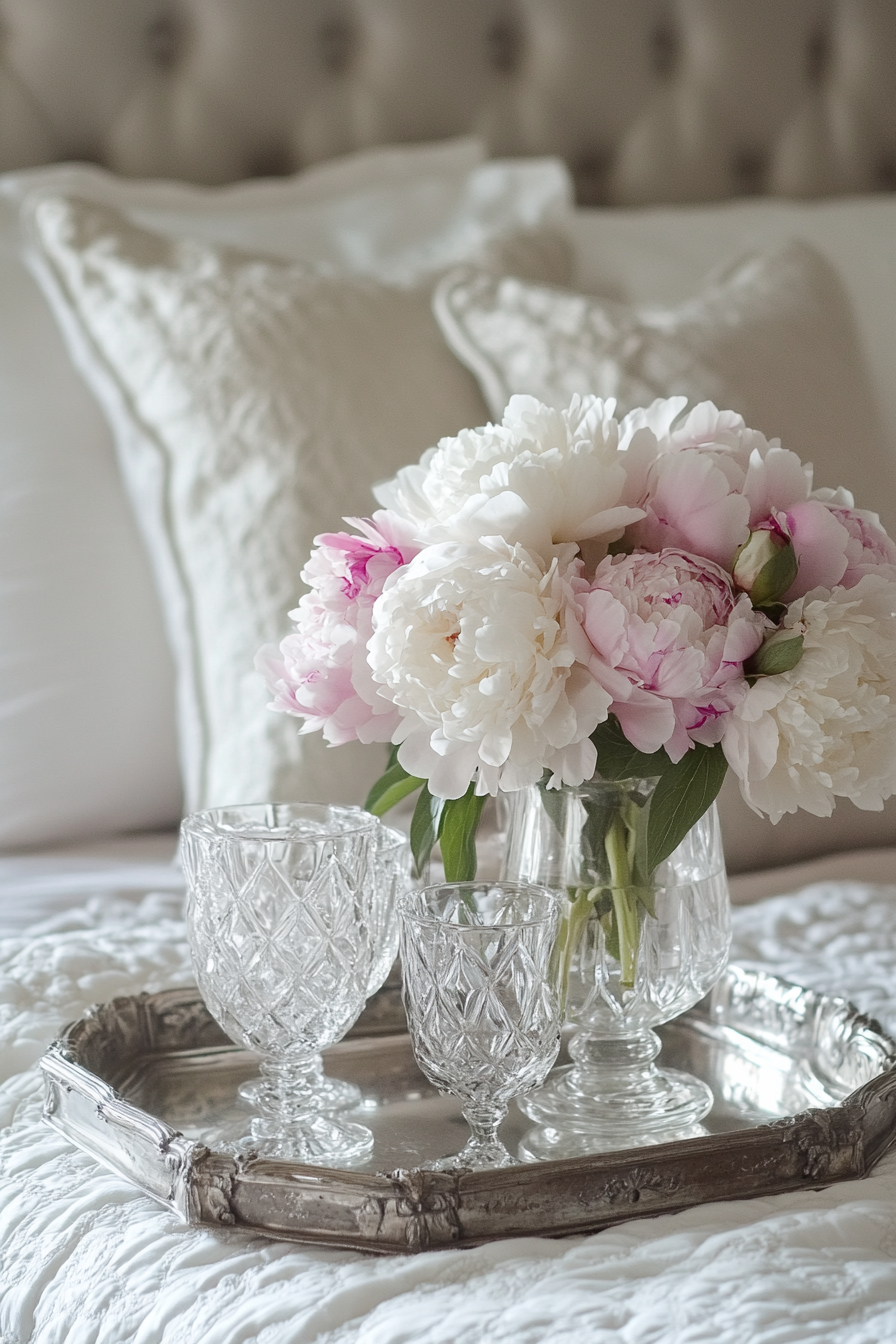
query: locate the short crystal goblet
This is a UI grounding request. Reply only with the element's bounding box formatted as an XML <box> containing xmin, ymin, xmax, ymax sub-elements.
<box><xmin>181</xmin><ymin>802</ymin><xmax>383</xmax><ymax>1166</ymax></box>
<box><xmin>399</xmin><ymin>880</ymin><xmax>562</xmax><ymax>1170</ymax></box>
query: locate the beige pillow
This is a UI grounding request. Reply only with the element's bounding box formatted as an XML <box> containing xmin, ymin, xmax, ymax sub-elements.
<box><xmin>25</xmin><ymin>194</ymin><xmax>493</xmax><ymax>813</ymax></box>
<box><xmin>433</xmin><ymin>241</ymin><xmax>894</xmax><ymax>523</ymax></box>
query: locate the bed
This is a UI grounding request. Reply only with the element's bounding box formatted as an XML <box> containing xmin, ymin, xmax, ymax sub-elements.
<box><xmin>3</xmin><ymin>2</ymin><xmax>896</xmax><ymax>1339</ymax></box>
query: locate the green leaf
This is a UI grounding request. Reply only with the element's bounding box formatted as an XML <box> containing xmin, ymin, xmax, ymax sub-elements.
<box><xmin>364</xmin><ymin>760</ymin><xmax>424</xmax><ymax>817</ymax></box>
<box><xmin>438</xmin><ymin>786</ymin><xmax>487</xmax><ymax>882</ymax></box>
<box><xmin>600</xmin><ymin>909</ymin><xmax>621</xmax><ymax>963</ymax></box>
<box><xmin>750</xmin><ymin>540</ymin><xmax>798</xmax><ymax>607</ymax></box>
<box><xmin>538</xmin><ymin>771</ymin><xmax>568</xmax><ymax>837</ymax></box>
<box><xmin>747</xmin><ymin>633</ymin><xmax>804</xmax><ymax>678</ymax></box>
<box><xmin>591</xmin><ymin>718</ymin><xmax>727</xmax><ymax>876</ymax></box>
<box><xmin>645</xmin><ymin>742</ymin><xmax>728</xmax><ymax>873</ymax></box>
<box><xmin>410</xmin><ymin>785</ymin><xmax>443</xmax><ymax>879</ymax></box>
<box><xmin>590</xmin><ymin>716</ymin><xmax>669</xmax><ymax>783</ymax></box>
<box><xmin>634</xmin><ymin>886</ymin><xmax>656</xmax><ymax>918</ymax></box>
<box><xmin>579</xmin><ymin>793</ymin><xmax>616</xmax><ymax>883</ymax></box>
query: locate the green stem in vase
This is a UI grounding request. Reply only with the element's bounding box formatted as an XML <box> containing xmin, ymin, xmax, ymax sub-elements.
<box><xmin>605</xmin><ymin>813</ymin><xmax>641</xmax><ymax>989</ymax></box>
<box><xmin>550</xmin><ymin>885</ymin><xmax>597</xmax><ymax>1013</ymax></box>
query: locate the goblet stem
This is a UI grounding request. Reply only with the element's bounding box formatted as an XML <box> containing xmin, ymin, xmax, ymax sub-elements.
<box><xmin>241</xmin><ymin>1054</ymin><xmax>361</xmax><ymax>1116</ymax></box>
<box><xmin>455</xmin><ymin>1101</ymin><xmax>514</xmax><ymax>1169</ymax></box>
<box><xmin>244</xmin><ymin>1053</ymin><xmax>374</xmax><ymax>1165</ymax></box>
<box><xmin>254</xmin><ymin>1053</ymin><xmax>323</xmax><ymax>1123</ymax></box>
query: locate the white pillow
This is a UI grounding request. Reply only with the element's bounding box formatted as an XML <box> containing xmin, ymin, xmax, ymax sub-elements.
<box><xmin>433</xmin><ymin>241</ymin><xmax>895</xmax><ymax>525</ymax></box>
<box><xmin>25</xmin><ymin>194</ymin><xmax>499</xmax><ymax>814</ymax></box>
<box><xmin>0</xmin><ymin>139</ymin><xmax>572</xmax><ymax>849</ymax></box>
<box><xmin>433</xmin><ymin>242</ymin><xmax>896</xmax><ymax>869</ymax></box>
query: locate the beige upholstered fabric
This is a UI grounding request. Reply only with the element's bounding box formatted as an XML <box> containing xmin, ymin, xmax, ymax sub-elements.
<box><xmin>0</xmin><ymin>1</ymin><xmax>894</xmax><ymax>204</ymax></box>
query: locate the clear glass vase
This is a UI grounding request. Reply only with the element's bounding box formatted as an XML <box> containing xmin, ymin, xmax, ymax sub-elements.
<box><xmin>501</xmin><ymin>776</ymin><xmax>731</xmax><ymax>1158</ymax></box>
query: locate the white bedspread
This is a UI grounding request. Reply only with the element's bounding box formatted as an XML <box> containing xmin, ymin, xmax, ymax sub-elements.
<box><xmin>3</xmin><ymin>851</ymin><xmax>896</xmax><ymax>1343</ymax></box>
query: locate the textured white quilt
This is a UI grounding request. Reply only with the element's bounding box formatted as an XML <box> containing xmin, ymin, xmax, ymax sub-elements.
<box><xmin>3</xmin><ymin>860</ymin><xmax>896</xmax><ymax>1344</ymax></box>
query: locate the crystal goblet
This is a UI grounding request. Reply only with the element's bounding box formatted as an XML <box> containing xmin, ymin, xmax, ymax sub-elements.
<box><xmin>181</xmin><ymin>802</ymin><xmax>384</xmax><ymax>1166</ymax></box>
<box><xmin>234</xmin><ymin>819</ymin><xmax>412</xmax><ymax>1117</ymax></box>
<box><xmin>399</xmin><ymin>880</ymin><xmax>562</xmax><ymax>1170</ymax></box>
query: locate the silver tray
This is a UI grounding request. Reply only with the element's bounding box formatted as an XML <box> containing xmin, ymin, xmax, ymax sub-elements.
<box><xmin>40</xmin><ymin>965</ymin><xmax>896</xmax><ymax>1254</ymax></box>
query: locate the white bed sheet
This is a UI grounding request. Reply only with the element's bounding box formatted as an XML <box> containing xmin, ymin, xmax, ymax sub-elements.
<box><xmin>3</xmin><ymin>840</ymin><xmax>896</xmax><ymax>1343</ymax></box>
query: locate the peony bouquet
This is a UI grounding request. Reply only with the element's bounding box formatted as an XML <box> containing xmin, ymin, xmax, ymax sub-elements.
<box><xmin>258</xmin><ymin>395</ymin><xmax>896</xmax><ymax>907</ymax></box>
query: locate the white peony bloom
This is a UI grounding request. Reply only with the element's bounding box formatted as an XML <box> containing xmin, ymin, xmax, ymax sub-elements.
<box><xmin>373</xmin><ymin>394</ymin><xmax>644</xmax><ymax>562</ymax></box>
<box><xmin>367</xmin><ymin>539</ymin><xmax>611</xmax><ymax>799</ymax></box>
<box><xmin>722</xmin><ymin>574</ymin><xmax>896</xmax><ymax>822</ymax></box>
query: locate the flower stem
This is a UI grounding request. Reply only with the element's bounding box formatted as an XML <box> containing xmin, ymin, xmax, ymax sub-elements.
<box><xmin>605</xmin><ymin>814</ymin><xmax>641</xmax><ymax>989</ymax></box>
<box><xmin>551</xmin><ymin>885</ymin><xmax>595</xmax><ymax>1012</ymax></box>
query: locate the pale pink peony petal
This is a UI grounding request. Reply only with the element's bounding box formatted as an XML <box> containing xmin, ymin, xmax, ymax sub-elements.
<box><xmin>629</xmin><ymin>451</ymin><xmax>751</xmax><ymax>568</ymax></box>
<box><xmin>578</xmin><ymin>548</ymin><xmax>766</xmax><ymax>762</ymax></box>
<box><xmin>743</xmin><ymin>447</ymin><xmax>812</xmax><ymax>524</ymax></box>
<box><xmin>780</xmin><ymin>500</ymin><xmax>849</xmax><ymax>598</ymax></box>
<box><xmin>827</xmin><ymin>504</ymin><xmax>896</xmax><ymax>589</ymax></box>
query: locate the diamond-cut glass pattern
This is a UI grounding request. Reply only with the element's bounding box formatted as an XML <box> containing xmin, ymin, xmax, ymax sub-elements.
<box><xmin>181</xmin><ymin>805</ymin><xmax>381</xmax><ymax>1057</ymax></box>
<box><xmin>400</xmin><ymin>883</ymin><xmax>561</xmax><ymax>1110</ymax></box>
<box><xmin>366</xmin><ymin>824</ymin><xmax>413</xmax><ymax>996</ymax></box>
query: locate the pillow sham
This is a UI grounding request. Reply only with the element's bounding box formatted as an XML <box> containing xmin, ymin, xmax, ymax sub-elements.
<box><xmin>433</xmin><ymin>241</ymin><xmax>895</xmax><ymax>528</ymax></box>
<box><xmin>564</xmin><ymin>194</ymin><xmax>896</xmax><ymax>492</ymax></box>
<box><xmin>25</xmin><ymin>194</ymin><xmax>494</xmax><ymax>813</ymax></box>
<box><xmin>0</xmin><ymin>139</ymin><xmax>572</xmax><ymax>848</ymax></box>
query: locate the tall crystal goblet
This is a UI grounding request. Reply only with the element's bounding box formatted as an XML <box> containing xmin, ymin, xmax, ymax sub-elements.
<box><xmin>234</xmin><ymin>819</ymin><xmax>412</xmax><ymax>1117</ymax></box>
<box><xmin>181</xmin><ymin>802</ymin><xmax>383</xmax><ymax>1165</ymax></box>
<box><xmin>399</xmin><ymin>880</ymin><xmax>562</xmax><ymax>1170</ymax></box>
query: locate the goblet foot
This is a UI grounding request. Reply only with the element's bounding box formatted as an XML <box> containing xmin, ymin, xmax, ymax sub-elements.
<box><xmin>426</xmin><ymin>1136</ymin><xmax>517</xmax><ymax>1171</ymax></box>
<box><xmin>517</xmin><ymin>1028</ymin><xmax>714</xmax><ymax>1157</ymax></box>
<box><xmin>245</xmin><ymin>1112</ymin><xmax>374</xmax><ymax>1166</ymax></box>
<box><xmin>237</xmin><ymin>1052</ymin><xmax>374</xmax><ymax>1165</ymax></box>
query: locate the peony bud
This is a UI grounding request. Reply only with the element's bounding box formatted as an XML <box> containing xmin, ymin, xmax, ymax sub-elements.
<box><xmin>733</xmin><ymin>527</ymin><xmax>797</xmax><ymax>608</ymax></box>
<box><xmin>733</xmin><ymin>529</ymin><xmax>785</xmax><ymax>592</ymax></box>
<box><xmin>746</xmin><ymin>627</ymin><xmax>804</xmax><ymax>679</ymax></box>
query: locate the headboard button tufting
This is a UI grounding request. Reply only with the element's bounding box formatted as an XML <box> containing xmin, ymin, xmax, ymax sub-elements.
<box><xmin>145</xmin><ymin>11</ymin><xmax>181</xmax><ymax>70</ymax></box>
<box><xmin>0</xmin><ymin>0</ymin><xmax>893</xmax><ymax>200</ymax></box>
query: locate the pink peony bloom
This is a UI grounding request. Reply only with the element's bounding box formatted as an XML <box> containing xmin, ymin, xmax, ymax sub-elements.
<box><xmin>827</xmin><ymin>504</ymin><xmax>896</xmax><ymax>589</ymax></box>
<box><xmin>621</xmin><ymin>401</ymin><xmax>817</xmax><ymax>572</ymax></box>
<box><xmin>255</xmin><ymin>511</ymin><xmax>420</xmax><ymax>747</ymax></box>
<box><xmin>624</xmin><ymin>446</ymin><xmax>751</xmax><ymax>569</ymax></box>
<box><xmin>621</xmin><ymin>403</ymin><xmax>772</xmax><ymax>569</ymax></box>
<box><xmin>574</xmin><ymin>548</ymin><xmax>768</xmax><ymax>762</ymax></box>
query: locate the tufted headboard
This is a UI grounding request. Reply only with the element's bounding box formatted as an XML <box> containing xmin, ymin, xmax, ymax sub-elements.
<box><xmin>0</xmin><ymin>0</ymin><xmax>894</xmax><ymax>204</ymax></box>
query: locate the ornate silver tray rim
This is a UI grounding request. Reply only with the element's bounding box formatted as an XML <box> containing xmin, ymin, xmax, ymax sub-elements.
<box><xmin>40</xmin><ymin>965</ymin><xmax>896</xmax><ymax>1255</ymax></box>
